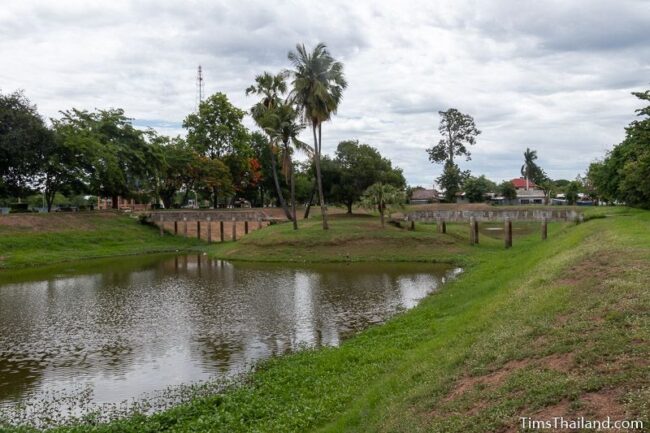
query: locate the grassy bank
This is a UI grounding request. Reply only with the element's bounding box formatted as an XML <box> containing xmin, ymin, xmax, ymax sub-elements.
<box><xmin>1</xmin><ymin>207</ymin><xmax>645</xmax><ymax>432</ymax></box>
<box><xmin>0</xmin><ymin>212</ymin><xmax>203</xmax><ymax>269</ymax></box>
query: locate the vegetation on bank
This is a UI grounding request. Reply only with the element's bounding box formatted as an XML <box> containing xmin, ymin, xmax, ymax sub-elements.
<box><xmin>0</xmin><ymin>212</ymin><xmax>202</xmax><ymax>270</ymax></box>
<box><xmin>2</xmin><ymin>206</ymin><xmax>647</xmax><ymax>432</ymax></box>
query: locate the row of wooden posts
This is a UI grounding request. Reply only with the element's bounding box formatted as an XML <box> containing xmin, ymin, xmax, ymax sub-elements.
<box><xmin>408</xmin><ymin>217</ymin><xmax>549</xmax><ymax>248</ymax></box>
<box><xmin>158</xmin><ymin>216</ymin><xmax>262</xmax><ymax>242</ymax></box>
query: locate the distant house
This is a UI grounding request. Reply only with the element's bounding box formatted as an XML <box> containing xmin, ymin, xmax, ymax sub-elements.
<box><xmin>491</xmin><ymin>177</ymin><xmax>546</xmax><ymax>205</ymax></box>
<box><xmin>511</xmin><ymin>177</ymin><xmax>545</xmax><ymax>204</ymax></box>
<box><xmin>409</xmin><ymin>188</ymin><xmax>439</xmax><ymax>204</ymax></box>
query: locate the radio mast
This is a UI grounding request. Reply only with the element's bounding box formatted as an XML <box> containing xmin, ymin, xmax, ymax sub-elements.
<box><xmin>195</xmin><ymin>65</ymin><xmax>204</xmax><ymax>110</ymax></box>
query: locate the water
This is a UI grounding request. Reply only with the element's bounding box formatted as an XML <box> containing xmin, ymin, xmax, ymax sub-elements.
<box><xmin>0</xmin><ymin>254</ymin><xmax>458</xmax><ymax>424</ymax></box>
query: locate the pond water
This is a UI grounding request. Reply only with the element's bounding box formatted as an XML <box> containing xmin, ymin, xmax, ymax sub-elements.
<box><xmin>0</xmin><ymin>255</ymin><xmax>458</xmax><ymax>423</ymax></box>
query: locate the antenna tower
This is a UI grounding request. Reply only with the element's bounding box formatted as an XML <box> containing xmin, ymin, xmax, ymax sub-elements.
<box><xmin>196</xmin><ymin>65</ymin><xmax>204</xmax><ymax>110</ymax></box>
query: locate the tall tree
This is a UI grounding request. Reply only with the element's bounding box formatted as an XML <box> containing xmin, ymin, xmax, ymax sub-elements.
<box><xmin>288</xmin><ymin>42</ymin><xmax>347</xmax><ymax>230</ymax></box>
<box><xmin>588</xmin><ymin>90</ymin><xmax>650</xmax><ymax>208</ymax></box>
<box><xmin>55</xmin><ymin>108</ymin><xmax>150</xmax><ymax>209</ymax></box>
<box><xmin>264</xmin><ymin>103</ymin><xmax>309</xmax><ymax>230</ymax></box>
<box><xmin>246</xmin><ymin>72</ymin><xmax>293</xmax><ymax>219</ymax></box>
<box><xmin>183</xmin><ymin>92</ymin><xmax>249</xmax><ymax>207</ymax></box>
<box><xmin>427</xmin><ymin>109</ymin><xmax>480</xmax><ymax>201</ymax></box>
<box><xmin>520</xmin><ymin>148</ymin><xmax>546</xmax><ymax>189</ymax></box>
<box><xmin>0</xmin><ymin>91</ymin><xmax>53</xmax><ymax>199</ymax></box>
<box><xmin>437</xmin><ymin>161</ymin><xmax>467</xmax><ymax>203</ymax></box>
<box><xmin>427</xmin><ymin>108</ymin><xmax>481</xmax><ymax>165</ymax></box>
<box><xmin>332</xmin><ymin>140</ymin><xmax>405</xmax><ymax>213</ymax></box>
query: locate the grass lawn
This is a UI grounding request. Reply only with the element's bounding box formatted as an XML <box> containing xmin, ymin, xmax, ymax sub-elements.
<box><xmin>0</xmin><ymin>212</ymin><xmax>203</xmax><ymax>270</ymax></box>
<box><xmin>2</xmin><ymin>206</ymin><xmax>646</xmax><ymax>432</ymax></box>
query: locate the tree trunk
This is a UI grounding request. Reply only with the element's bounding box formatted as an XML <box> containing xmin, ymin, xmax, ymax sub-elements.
<box><xmin>379</xmin><ymin>205</ymin><xmax>385</xmax><ymax>227</ymax></box>
<box><xmin>112</xmin><ymin>195</ymin><xmax>118</xmax><ymax>209</ymax></box>
<box><xmin>290</xmin><ymin>161</ymin><xmax>298</xmax><ymax>230</ymax></box>
<box><xmin>303</xmin><ymin>178</ymin><xmax>317</xmax><ymax>219</ymax></box>
<box><xmin>313</xmin><ymin>124</ymin><xmax>329</xmax><ymax>230</ymax></box>
<box><xmin>269</xmin><ymin>145</ymin><xmax>293</xmax><ymax>220</ymax></box>
<box><xmin>346</xmin><ymin>201</ymin><xmax>353</xmax><ymax>214</ymax></box>
<box><xmin>212</xmin><ymin>186</ymin><xmax>218</xmax><ymax>208</ymax></box>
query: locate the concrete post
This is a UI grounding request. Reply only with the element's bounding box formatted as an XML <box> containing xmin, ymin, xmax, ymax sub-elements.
<box><xmin>541</xmin><ymin>217</ymin><xmax>548</xmax><ymax>240</ymax></box>
<box><xmin>231</xmin><ymin>218</ymin><xmax>237</xmax><ymax>241</ymax></box>
<box><xmin>183</xmin><ymin>217</ymin><xmax>188</xmax><ymax>238</ymax></box>
<box><xmin>469</xmin><ymin>217</ymin><xmax>475</xmax><ymax>245</ymax></box>
<box><xmin>245</xmin><ymin>220</ymin><xmax>249</xmax><ymax>235</ymax></box>
<box><xmin>505</xmin><ymin>218</ymin><xmax>512</xmax><ymax>249</ymax></box>
<box><xmin>159</xmin><ymin>215</ymin><xmax>164</xmax><ymax>236</ymax></box>
<box><xmin>220</xmin><ymin>221</ymin><xmax>224</xmax><ymax>242</ymax></box>
<box><xmin>207</xmin><ymin>217</ymin><xmax>212</xmax><ymax>243</ymax></box>
<box><xmin>196</xmin><ymin>221</ymin><xmax>201</xmax><ymax>240</ymax></box>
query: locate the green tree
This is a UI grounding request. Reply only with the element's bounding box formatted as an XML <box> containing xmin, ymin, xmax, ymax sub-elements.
<box><xmin>55</xmin><ymin>108</ymin><xmax>151</xmax><ymax>209</ymax></box>
<box><xmin>588</xmin><ymin>90</ymin><xmax>650</xmax><ymax>208</ymax></box>
<box><xmin>437</xmin><ymin>161</ymin><xmax>466</xmax><ymax>202</ymax></box>
<box><xmin>565</xmin><ymin>180</ymin><xmax>581</xmax><ymax>205</ymax></box>
<box><xmin>520</xmin><ymin>148</ymin><xmax>546</xmax><ymax>187</ymax></box>
<box><xmin>288</xmin><ymin>42</ymin><xmax>347</xmax><ymax>230</ymax></box>
<box><xmin>361</xmin><ymin>182</ymin><xmax>405</xmax><ymax>228</ymax></box>
<box><xmin>183</xmin><ymin>92</ymin><xmax>249</xmax><ymax>207</ymax></box>
<box><xmin>499</xmin><ymin>180</ymin><xmax>517</xmax><ymax>201</ymax></box>
<box><xmin>463</xmin><ymin>175</ymin><xmax>496</xmax><ymax>203</ymax></box>
<box><xmin>246</xmin><ymin>72</ymin><xmax>293</xmax><ymax>218</ymax></box>
<box><xmin>427</xmin><ymin>108</ymin><xmax>481</xmax><ymax>165</ymax></box>
<box><xmin>264</xmin><ymin>103</ymin><xmax>309</xmax><ymax>229</ymax></box>
<box><xmin>0</xmin><ymin>91</ymin><xmax>53</xmax><ymax>199</ymax></box>
<box><xmin>332</xmin><ymin>140</ymin><xmax>406</xmax><ymax>213</ymax></box>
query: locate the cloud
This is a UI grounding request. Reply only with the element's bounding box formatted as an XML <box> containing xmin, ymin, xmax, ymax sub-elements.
<box><xmin>1</xmin><ymin>0</ymin><xmax>648</xmax><ymax>187</ymax></box>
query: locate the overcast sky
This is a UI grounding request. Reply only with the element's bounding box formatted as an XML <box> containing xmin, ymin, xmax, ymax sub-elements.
<box><xmin>1</xmin><ymin>0</ymin><xmax>649</xmax><ymax>186</ymax></box>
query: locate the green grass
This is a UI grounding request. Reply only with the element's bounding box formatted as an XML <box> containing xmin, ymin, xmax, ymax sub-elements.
<box><xmin>0</xmin><ymin>213</ymin><xmax>203</xmax><ymax>269</ymax></box>
<box><xmin>2</xmin><ymin>207</ymin><xmax>648</xmax><ymax>432</ymax></box>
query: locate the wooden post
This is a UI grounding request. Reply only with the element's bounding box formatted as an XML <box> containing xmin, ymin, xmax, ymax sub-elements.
<box><xmin>231</xmin><ymin>218</ymin><xmax>237</xmax><ymax>241</ymax></box>
<box><xmin>505</xmin><ymin>218</ymin><xmax>512</xmax><ymax>249</ymax></box>
<box><xmin>183</xmin><ymin>217</ymin><xmax>188</xmax><ymax>238</ymax></box>
<box><xmin>469</xmin><ymin>217</ymin><xmax>475</xmax><ymax>245</ymax></box>
<box><xmin>410</xmin><ymin>220</ymin><xmax>415</xmax><ymax>231</ymax></box>
<box><xmin>245</xmin><ymin>220</ymin><xmax>249</xmax><ymax>235</ymax></box>
<box><xmin>541</xmin><ymin>217</ymin><xmax>548</xmax><ymax>240</ymax></box>
<box><xmin>196</xmin><ymin>221</ymin><xmax>201</xmax><ymax>240</ymax></box>
<box><xmin>474</xmin><ymin>219</ymin><xmax>479</xmax><ymax>244</ymax></box>
<box><xmin>258</xmin><ymin>218</ymin><xmax>262</xmax><ymax>229</ymax></box>
<box><xmin>174</xmin><ymin>221</ymin><xmax>178</xmax><ymax>235</ymax></box>
<box><xmin>159</xmin><ymin>215</ymin><xmax>164</xmax><ymax>236</ymax></box>
<box><xmin>220</xmin><ymin>220</ymin><xmax>224</xmax><ymax>242</ymax></box>
<box><xmin>441</xmin><ymin>220</ymin><xmax>446</xmax><ymax>234</ymax></box>
<box><xmin>207</xmin><ymin>217</ymin><xmax>212</xmax><ymax>243</ymax></box>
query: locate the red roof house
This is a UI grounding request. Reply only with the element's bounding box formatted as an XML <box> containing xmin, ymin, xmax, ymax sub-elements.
<box><xmin>510</xmin><ymin>177</ymin><xmax>538</xmax><ymax>190</ymax></box>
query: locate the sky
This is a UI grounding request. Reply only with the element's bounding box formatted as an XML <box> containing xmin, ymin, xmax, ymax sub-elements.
<box><xmin>1</xmin><ymin>0</ymin><xmax>649</xmax><ymax>187</ymax></box>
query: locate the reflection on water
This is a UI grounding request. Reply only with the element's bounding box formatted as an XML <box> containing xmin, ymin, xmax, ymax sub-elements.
<box><xmin>0</xmin><ymin>255</ymin><xmax>458</xmax><ymax>415</ymax></box>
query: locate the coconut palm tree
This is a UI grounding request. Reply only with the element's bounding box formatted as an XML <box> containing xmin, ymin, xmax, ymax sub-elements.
<box><xmin>245</xmin><ymin>72</ymin><xmax>293</xmax><ymax>220</ymax></box>
<box><xmin>264</xmin><ymin>103</ymin><xmax>309</xmax><ymax>230</ymax></box>
<box><xmin>521</xmin><ymin>147</ymin><xmax>539</xmax><ymax>190</ymax></box>
<box><xmin>287</xmin><ymin>42</ymin><xmax>347</xmax><ymax>230</ymax></box>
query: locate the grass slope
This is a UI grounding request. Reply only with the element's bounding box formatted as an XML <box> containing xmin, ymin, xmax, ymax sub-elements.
<box><xmin>0</xmin><ymin>212</ymin><xmax>203</xmax><ymax>269</ymax></box>
<box><xmin>3</xmin><ymin>207</ymin><xmax>645</xmax><ymax>432</ymax></box>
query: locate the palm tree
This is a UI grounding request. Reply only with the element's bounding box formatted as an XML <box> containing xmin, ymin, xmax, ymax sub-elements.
<box><xmin>287</xmin><ymin>42</ymin><xmax>347</xmax><ymax>230</ymax></box>
<box><xmin>246</xmin><ymin>72</ymin><xmax>293</xmax><ymax>220</ymax></box>
<box><xmin>361</xmin><ymin>182</ymin><xmax>405</xmax><ymax>228</ymax></box>
<box><xmin>264</xmin><ymin>103</ymin><xmax>309</xmax><ymax>230</ymax></box>
<box><xmin>521</xmin><ymin>148</ymin><xmax>539</xmax><ymax>190</ymax></box>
